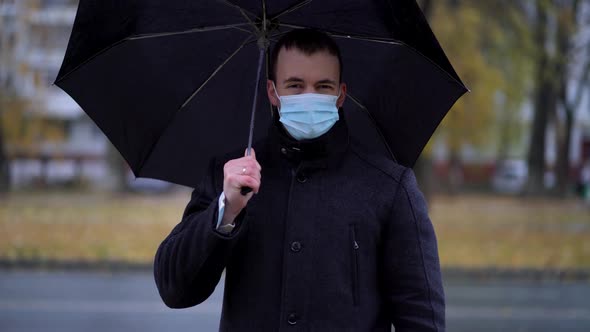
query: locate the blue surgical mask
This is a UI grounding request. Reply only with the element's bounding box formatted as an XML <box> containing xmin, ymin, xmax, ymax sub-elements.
<box><xmin>273</xmin><ymin>83</ymin><xmax>340</xmax><ymax>141</ymax></box>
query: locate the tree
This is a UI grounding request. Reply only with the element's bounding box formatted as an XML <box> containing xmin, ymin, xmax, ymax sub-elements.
<box><xmin>415</xmin><ymin>0</ymin><xmax>535</xmax><ymax>195</ymax></box>
<box><xmin>554</xmin><ymin>0</ymin><xmax>589</xmax><ymax>196</ymax></box>
<box><xmin>414</xmin><ymin>0</ymin><xmax>436</xmax><ymax>201</ymax></box>
<box><xmin>418</xmin><ymin>0</ymin><xmax>434</xmax><ymax>19</ymax></box>
<box><xmin>525</xmin><ymin>0</ymin><xmax>555</xmax><ymax>196</ymax></box>
<box><xmin>429</xmin><ymin>1</ymin><xmax>508</xmax><ymax>192</ymax></box>
<box><xmin>478</xmin><ymin>1</ymin><xmax>535</xmax><ymax>162</ymax></box>
<box><xmin>526</xmin><ymin>0</ymin><xmax>589</xmax><ymax>196</ymax></box>
<box><xmin>0</xmin><ymin>90</ymin><xmax>71</xmax><ymax>189</ymax></box>
<box><xmin>0</xmin><ymin>93</ymin><xmax>10</xmax><ymax>193</ymax></box>
<box><xmin>106</xmin><ymin>138</ymin><xmax>129</xmax><ymax>192</ymax></box>
<box><xmin>0</xmin><ymin>92</ymin><xmax>31</xmax><ymax>192</ymax></box>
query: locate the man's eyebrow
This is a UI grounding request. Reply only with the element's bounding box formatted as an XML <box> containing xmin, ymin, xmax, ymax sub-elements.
<box><xmin>316</xmin><ymin>79</ymin><xmax>338</xmax><ymax>85</ymax></box>
<box><xmin>283</xmin><ymin>77</ymin><xmax>304</xmax><ymax>83</ymax></box>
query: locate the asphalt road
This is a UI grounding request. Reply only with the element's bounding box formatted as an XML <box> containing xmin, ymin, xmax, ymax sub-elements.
<box><xmin>0</xmin><ymin>270</ymin><xmax>589</xmax><ymax>332</ymax></box>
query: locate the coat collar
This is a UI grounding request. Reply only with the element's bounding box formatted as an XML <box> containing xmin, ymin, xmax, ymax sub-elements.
<box><xmin>265</xmin><ymin>108</ymin><xmax>349</xmax><ymax>170</ymax></box>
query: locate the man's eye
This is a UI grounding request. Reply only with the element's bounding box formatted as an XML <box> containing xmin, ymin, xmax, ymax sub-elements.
<box><xmin>287</xmin><ymin>84</ymin><xmax>302</xmax><ymax>89</ymax></box>
<box><xmin>318</xmin><ymin>85</ymin><xmax>333</xmax><ymax>90</ymax></box>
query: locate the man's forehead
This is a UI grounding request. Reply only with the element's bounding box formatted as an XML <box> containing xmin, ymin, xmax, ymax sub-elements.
<box><xmin>275</xmin><ymin>47</ymin><xmax>340</xmax><ymax>82</ymax></box>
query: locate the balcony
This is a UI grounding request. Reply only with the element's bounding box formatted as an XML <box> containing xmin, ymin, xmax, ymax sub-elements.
<box><xmin>34</xmin><ymin>88</ymin><xmax>82</xmax><ymax>119</ymax></box>
<box><xmin>0</xmin><ymin>2</ymin><xmax>17</xmax><ymax>17</ymax></box>
<box><xmin>26</xmin><ymin>49</ymin><xmax>65</xmax><ymax>69</ymax></box>
<box><xmin>28</xmin><ymin>6</ymin><xmax>76</xmax><ymax>26</ymax></box>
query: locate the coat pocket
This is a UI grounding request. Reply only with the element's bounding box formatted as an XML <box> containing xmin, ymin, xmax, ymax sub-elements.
<box><xmin>349</xmin><ymin>223</ymin><xmax>360</xmax><ymax>306</ymax></box>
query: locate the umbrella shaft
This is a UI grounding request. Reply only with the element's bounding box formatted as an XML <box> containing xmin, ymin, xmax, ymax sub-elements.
<box><xmin>246</xmin><ymin>48</ymin><xmax>265</xmax><ymax>156</ymax></box>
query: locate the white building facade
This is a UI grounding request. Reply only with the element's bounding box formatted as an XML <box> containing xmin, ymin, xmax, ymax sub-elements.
<box><xmin>1</xmin><ymin>0</ymin><xmax>110</xmax><ymax>189</ymax></box>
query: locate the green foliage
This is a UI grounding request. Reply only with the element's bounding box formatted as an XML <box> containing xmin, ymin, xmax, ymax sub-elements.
<box><xmin>424</xmin><ymin>1</ymin><xmax>534</xmax><ymax>158</ymax></box>
<box><xmin>0</xmin><ymin>92</ymin><xmax>66</xmax><ymax>157</ymax></box>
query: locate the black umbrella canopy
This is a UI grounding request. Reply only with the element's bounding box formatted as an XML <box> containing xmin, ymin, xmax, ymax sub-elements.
<box><xmin>56</xmin><ymin>0</ymin><xmax>467</xmax><ymax>188</ymax></box>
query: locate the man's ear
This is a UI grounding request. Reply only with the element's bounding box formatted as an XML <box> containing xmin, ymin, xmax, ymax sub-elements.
<box><xmin>337</xmin><ymin>83</ymin><xmax>347</xmax><ymax>108</ymax></box>
<box><xmin>267</xmin><ymin>79</ymin><xmax>279</xmax><ymax>107</ymax></box>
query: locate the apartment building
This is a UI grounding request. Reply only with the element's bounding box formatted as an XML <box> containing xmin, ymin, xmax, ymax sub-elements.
<box><xmin>1</xmin><ymin>0</ymin><xmax>110</xmax><ymax>188</ymax></box>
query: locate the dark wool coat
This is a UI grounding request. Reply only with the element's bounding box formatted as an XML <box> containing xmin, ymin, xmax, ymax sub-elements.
<box><xmin>154</xmin><ymin>117</ymin><xmax>445</xmax><ymax>332</ymax></box>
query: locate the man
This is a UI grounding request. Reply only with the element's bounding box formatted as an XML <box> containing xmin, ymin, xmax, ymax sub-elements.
<box><xmin>154</xmin><ymin>29</ymin><xmax>445</xmax><ymax>331</ymax></box>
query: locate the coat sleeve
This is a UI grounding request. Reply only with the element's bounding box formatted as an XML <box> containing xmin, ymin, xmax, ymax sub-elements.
<box><xmin>153</xmin><ymin>158</ymin><xmax>248</xmax><ymax>309</ymax></box>
<box><xmin>382</xmin><ymin>168</ymin><xmax>445</xmax><ymax>331</ymax></box>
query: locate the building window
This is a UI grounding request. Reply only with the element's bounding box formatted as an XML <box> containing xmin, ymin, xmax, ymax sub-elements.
<box><xmin>7</xmin><ymin>32</ymin><xmax>16</xmax><ymax>48</ymax></box>
<box><xmin>40</xmin><ymin>0</ymin><xmax>73</xmax><ymax>8</ymax></box>
<box><xmin>35</xmin><ymin>68</ymin><xmax>58</xmax><ymax>87</ymax></box>
<box><xmin>5</xmin><ymin>73</ymin><xmax>13</xmax><ymax>89</ymax></box>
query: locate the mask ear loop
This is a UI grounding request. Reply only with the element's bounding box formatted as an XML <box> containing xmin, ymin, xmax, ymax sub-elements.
<box><xmin>270</xmin><ymin>81</ymin><xmax>284</xmax><ymax>122</ymax></box>
<box><xmin>271</xmin><ymin>81</ymin><xmax>281</xmax><ymax>107</ymax></box>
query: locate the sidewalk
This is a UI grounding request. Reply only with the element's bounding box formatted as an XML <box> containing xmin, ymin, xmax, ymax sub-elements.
<box><xmin>2</xmin><ymin>258</ymin><xmax>590</xmax><ymax>282</ymax></box>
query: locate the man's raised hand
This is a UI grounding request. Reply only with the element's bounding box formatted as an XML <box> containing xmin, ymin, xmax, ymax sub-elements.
<box><xmin>221</xmin><ymin>148</ymin><xmax>261</xmax><ymax>224</ymax></box>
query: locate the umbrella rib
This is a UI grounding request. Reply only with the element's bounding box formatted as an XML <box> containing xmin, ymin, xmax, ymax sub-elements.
<box><xmin>347</xmin><ymin>94</ymin><xmax>397</xmax><ymax>163</ymax></box>
<box><xmin>136</xmin><ymin>35</ymin><xmax>255</xmax><ymax>176</ymax></box>
<box><xmin>334</xmin><ymin>32</ymin><xmax>468</xmax><ymax>89</ymax></box>
<box><xmin>278</xmin><ymin>23</ymin><xmax>403</xmax><ymax>46</ymax></box>
<box><xmin>277</xmin><ymin>24</ymin><xmax>467</xmax><ymax>89</ymax></box>
<box><xmin>54</xmin><ymin>23</ymin><xmax>252</xmax><ymax>84</ymax></box>
<box><xmin>216</xmin><ymin>0</ymin><xmax>257</xmax><ymax>19</ymax></box>
<box><xmin>277</xmin><ymin>23</ymin><xmax>312</xmax><ymax>30</ymax></box>
<box><xmin>328</xmin><ymin>34</ymin><xmax>404</xmax><ymax>46</ymax></box>
<box><xmin>269</xmin><ymin>30</ymin><xmax>292</xmax><ymax>40</ymax></box>
<box><xmin>262</xmin><ymin>0</ymin><xmax>267</xmax><ymax>31</ymax></box>
<box><xmin>179</xmin><ymin>35</ymin><xmax>255</xmax><ymax>111</ymax></box>
<box><xmin>217</xmin><ymin>0</ymin><xmax>260</xmax><ymax>34</ymax></box>
<box><xmin>271</xmin><ymin>0</ymin><xmax>313</xmax><ymax>20</ymax></box>
<box><xmin>232</xmin><ymin>26</ymin><xmax>253</xmax><ymax>34</ymax></box>
<box><xmin>127</xmin><ymin>23</ymin><xmax>252</xmax><ymax>41</ymax></box>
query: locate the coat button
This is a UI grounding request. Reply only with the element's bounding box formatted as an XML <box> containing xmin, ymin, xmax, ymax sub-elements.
<box><xmin>281</xmin><ymin>147</ymin><xmax>287</xmax><ymax>155</ymax></box>
<box><xmin>290</xmin><ymin>241</ymin><xmax>302</xmax><ymax>252</ymax></box>
<box><xmin>287</xmin><ymin>313</ymin><xmax>298</xmax><ymax>325</ymax></box>
<box><xmin>296</xmin><ymin>173</ymin><xmax>307</xmax><ymax>183</ymax></box>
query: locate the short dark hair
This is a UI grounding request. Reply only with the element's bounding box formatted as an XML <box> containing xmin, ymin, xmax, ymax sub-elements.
<box><xmin>269</xmin><ymin>29</ymin><xmax>343</xmax><ymax>82</ymax></box>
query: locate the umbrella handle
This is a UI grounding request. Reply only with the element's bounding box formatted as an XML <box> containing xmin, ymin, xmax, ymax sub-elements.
<box><xmin>240</xmin><ymin>187</ymin><xmax>253</xmax><ymax>195</ymax></box>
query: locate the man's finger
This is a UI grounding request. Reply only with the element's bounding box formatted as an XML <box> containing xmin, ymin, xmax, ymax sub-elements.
<box><xmin>236</xmin><ymin>173</ymin><xmax>261</xmax><ymax>185</ymax></box>
<box><xmin>245</xmin><ymin>157</ymin><xmax>261</xmax><ymax>172</ymax></box>
<box><xmin>236</xmin><ymin>165</ymin><xmax>247</xmax><ymax>176</ymax></box>
<box><xmin>233</xmin><ymin>176</ymin><xmax>259</xmax><ymax>192</ymax></box>
<box><xmin>233</xmin><ymin>161</ymin><xmax>261</xmax><ymax>175</ymax></box>
<box><xmin>228</xmin><ymin>171</ymin><xmax>260</xmax><ymax>186</ymax></box>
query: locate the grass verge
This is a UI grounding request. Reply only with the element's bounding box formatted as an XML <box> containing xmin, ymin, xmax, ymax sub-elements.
<box><xmin>1</xmin><ymin>191</ymin><xmax>589</xmax><ymax>269</ymax></box>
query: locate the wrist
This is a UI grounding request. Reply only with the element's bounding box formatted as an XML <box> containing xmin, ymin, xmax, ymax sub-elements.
<box><xmin>221</xmin><ymin>213</ymin><xmax>237</xmax><ymax>226</ymax></box>
<box><xmin>221</xmin><ymin>196</ymin><xmax>241</xmax><ymax>225</ymax></box>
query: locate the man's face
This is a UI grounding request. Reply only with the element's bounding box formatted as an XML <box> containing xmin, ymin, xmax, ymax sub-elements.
<box><xmin>267</xmin><ymin>47</ymin><xmax>347</xmax><ymax>108</ymax></box>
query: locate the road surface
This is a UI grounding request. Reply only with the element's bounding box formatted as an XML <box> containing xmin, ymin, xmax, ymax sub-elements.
<box><xmin>0</xmin><ymin>270</ymin><xmax>589</xmax><ymax>331</ymax></box>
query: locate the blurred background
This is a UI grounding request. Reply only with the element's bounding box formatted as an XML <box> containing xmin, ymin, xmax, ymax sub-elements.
<box><xmin>0</xmin><ymin>0</ymin><xmax>589</xmax><ymax>331</ymax></box>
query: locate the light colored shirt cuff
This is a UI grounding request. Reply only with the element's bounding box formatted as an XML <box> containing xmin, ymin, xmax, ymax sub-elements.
<box><xmin>216</xmin><ymin>192</ymin><xmax>235</xmax><ymax>234</ymax></box>
<box><xmin>216</xmin><ymin>192</ymin><xmax>226</xmax><ymax>228</ymax></box>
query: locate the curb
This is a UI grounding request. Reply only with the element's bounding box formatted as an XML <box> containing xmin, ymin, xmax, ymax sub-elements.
<box><xmin>0</xmin><ymin>259</ymin><xmax>152</xmax><ymax>272</ymax></box>
<box><xmin>1</xmin><ymin>259</ymin><xmax>589</xmax><ymax>282</ymax></box>
<box><xmin>442</xmin><ymin>266</ymin><xmax>590</xmax><ymax>282</ymax></box>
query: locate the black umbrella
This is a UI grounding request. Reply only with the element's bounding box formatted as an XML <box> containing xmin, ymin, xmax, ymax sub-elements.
<box><xmin>55</xmin><ymin>0</ymin><xmax>467</xmax><ymax>189</ymax></box>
